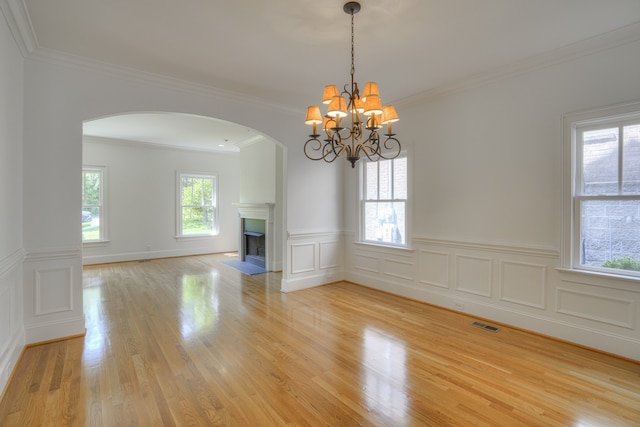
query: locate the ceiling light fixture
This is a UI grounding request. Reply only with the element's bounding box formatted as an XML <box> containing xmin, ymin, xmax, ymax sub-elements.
<box><xmin>304</xmin><ymin>1</ymin><xmax>400</xmax><ymax>168</ymax></box>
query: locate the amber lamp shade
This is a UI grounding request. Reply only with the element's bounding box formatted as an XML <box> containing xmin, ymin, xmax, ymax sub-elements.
<box><xmin>327</xmin><ymin>96</ymin><xmax>348</xmax><ymax>118</ymax></box>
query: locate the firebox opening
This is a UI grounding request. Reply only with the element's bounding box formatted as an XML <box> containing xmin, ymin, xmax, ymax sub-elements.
<box><xmin>242</xmin><ymin>218</ymin><xmax>266</xmax><ymax>268</ymax></box>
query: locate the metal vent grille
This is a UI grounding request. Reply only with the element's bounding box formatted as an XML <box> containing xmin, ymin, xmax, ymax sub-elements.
<box><xmin>471</xmin><ymin>321</ymin><xmax>501</xmax><ymax>332</ymax></box>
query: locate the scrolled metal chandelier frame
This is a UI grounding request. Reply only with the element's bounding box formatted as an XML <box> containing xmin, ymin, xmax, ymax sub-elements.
<box><xmin>304</xmin><ymin>1</ymin><xmax>400</xmax><ymax>168</ymax></box>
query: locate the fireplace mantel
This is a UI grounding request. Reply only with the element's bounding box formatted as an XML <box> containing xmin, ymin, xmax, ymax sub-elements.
<box><xmin>233</xmin><ymin>203</ymin><xmax>275</xmax><ymax>271</ymax></box>
<box><xmin>234</xmin><ymin>203</ymin><xmax>275</xmax><ymax>221</ymax></box>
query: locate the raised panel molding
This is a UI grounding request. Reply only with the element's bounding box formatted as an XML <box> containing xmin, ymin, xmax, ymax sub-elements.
<box><xmin>382</xmin><ymin>258</ymin><xmax>414</xmax><ymax>281</ymax></box>
<box><xmin>556</xmin><ymin>288</ymin><xmax>634</xmax><ymax>329</ymax></box>
<box><xmin>455</xmin><ymin>255</ymin><xmax>492</xmax><ymax>297</ymax></box>
<box><xmin>290</xmin><ymin>243</ymin><xmax>315</xmax><ymax>274</ymax></box>
<box><xmin>499</xmin><ymin>261</ymin><xmax>546</xmax><ymax>309</ymax></box>
<box><xmin>354</xmin><ymin>254</ymin><xmax>380</xmax><ymax>274</ymax></box>
<box><xmin>22</xmin><ymin>247</ymin><xmax>85</xmax><ymax>344</ymax></box>
<box><xmin>319</xmin><ymin>241</ymin><xmax>340</xmax><ymax>270</ymax></box>
<box><xmin>35</xmin><ymin>267</ymin><xmax>74</xmax><ymax>315</ymax></box>
<box><xmin>417</xmin><ymin>249</ymin><xmax>449</xmax><ymax>288</ymax></box>
<box><xmin>0</xmin><ymin>285</ymin><xmax>13</xmax><ymax>355</ymax></box>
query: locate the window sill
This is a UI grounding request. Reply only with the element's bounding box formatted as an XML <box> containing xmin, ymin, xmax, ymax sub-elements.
<box><xmin>556</xmin><ymin>267</ymin><xmax>640</xmax><ymax>284</ymax></box>
<box><xmin>83</xmin><ymin>240</ymin><xmax>109</xmax><ymax>248</ymax></box>
<box><xmin>175</xmin><ymin>234</ymin><xmax>219</xmax><ymax>241</ymax></box>
<box><xmin>354</xmin><ymin>241</ymin><xmax>413</xmax><ymax>253</ymax></box>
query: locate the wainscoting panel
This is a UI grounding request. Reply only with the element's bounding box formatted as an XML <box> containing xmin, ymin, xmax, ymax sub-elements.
<box><xmin>35</xmin><ymin>267</ymin><xmax>74</xmax><ymax>315</ymax></box>
<box><xmin>290</xmin><ymin>243</ymin><xmax>315</xmax><ymax>274</ymax></box>
<box><xmin>417</xmin><ymin>249</ymin><xmax>449</xmax><ymax>288</ymax></box>
<box><xmin>455</xmin><ymin>255</ymin><xmax>492</xmax><ymax>297</ymax></box>
<box><xmin>0</xmin><ymin>285</ymin><xmax>13</xmax><ymax>353</ymax></box>
<box><xmin>499</xmin><ymin>261</ymin><xmax>546</xmax><ymax>309</ymax></box>
<box><xmin>382</xmin><ymin>258</ymin><xmax>414</xmax><ymax>281</ymax></box>
<box><xmin>23</xmin><ymin>248</ymin><xmax>85</xmax><ymax>344</ymax></box>
<box><xmin>557</xmin><ymin>288</ymin><xmax>634</xmax><ymax>329</ymax></box>
<box><xmin>354</xmin><ymin>254</ymin><xmax>380</xmax><ymax>274</ymax></box>
<box><xmin>319</xmin><ymin>241</ymin><xmax>340</xmax><ymax>270</ymax></box>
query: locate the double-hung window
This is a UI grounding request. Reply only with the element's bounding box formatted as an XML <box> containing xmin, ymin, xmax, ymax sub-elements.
<box><xmin>361</xmin><ymin>156</ymin><xmax>407</xmax><ymax>246</ymax></box>
<box><xmin>82</xmin><ymin>166</ymin><xmax>106</xmax><ymax>242</ymax></box>
<box><xmin>177</xmin><ymin>172</ymin><xmax>218</xmax><ymax>237</ymax></box>
<box><xmin>565</xmin><ymin>103</ymin><xmax>640</xmax><ymax>277</ymax></box>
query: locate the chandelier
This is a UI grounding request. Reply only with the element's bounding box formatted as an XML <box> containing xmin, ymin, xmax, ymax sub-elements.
<box><xmin>304</xmin><ymin>1</ymin><xmax>400</xmax><ymax>168</ymax></box>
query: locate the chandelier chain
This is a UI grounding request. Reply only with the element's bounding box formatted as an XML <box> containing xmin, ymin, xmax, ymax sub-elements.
<box><xmin>350</xmin><ymin>10</ymin><xmax>355</xmax><ymax>80</ymax></box>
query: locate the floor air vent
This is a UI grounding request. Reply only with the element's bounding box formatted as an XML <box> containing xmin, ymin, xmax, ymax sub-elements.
<box><xmin>471</xmin><ymin>321</ymin><xmax>501</xmax><ymax>332</ymax></box>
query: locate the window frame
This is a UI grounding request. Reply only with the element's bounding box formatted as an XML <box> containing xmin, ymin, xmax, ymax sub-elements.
<box><xmin>359</xmin><ymin>154</ymin><xmax>409</xmax><ymax>248</ymax></box>
<box><xmin>176</xmin><ymin>171</ymin><xmax>219</xmax><ymax>239</ymax></box>
<box><xmin>82</xmin><ymin>165</ymin><xmax>108</xmax><ymax>244</ymax></box>
<box><xmin>562</xmin><ymin>101</ymin><xmax>640</xmax><ymax>279</ymax></box>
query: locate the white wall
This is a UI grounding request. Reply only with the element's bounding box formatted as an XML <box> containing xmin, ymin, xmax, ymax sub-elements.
<box><xmin>0</xmin><ymin>8</ymin><xmax>25</xmax><ymax>394</ymax></box>
<box><xmin>240</xmin><ymin>140</ymin><xmax>276</xmax><ymax>203</ymax></box>
<box><xmin>82</xmin><ymin>137</ymin><xmax>241</xmax><ymax>264</ymax></box>
<box><xmin>345</xmin><ymin>38</ymin><xmax>640</xmax><ymax>360</ymax></box>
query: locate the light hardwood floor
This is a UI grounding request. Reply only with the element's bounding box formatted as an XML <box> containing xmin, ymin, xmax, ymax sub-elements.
<box><xmin>1</xmin><ymin>253</ymin><xmax>639</xmax><ymax>426</ymax></box>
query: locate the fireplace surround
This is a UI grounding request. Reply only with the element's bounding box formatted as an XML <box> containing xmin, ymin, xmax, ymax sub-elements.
<box><xmin>234</xmin><ymin>203</ymin><xmax>275</xmax><ymax>271</ymax></box>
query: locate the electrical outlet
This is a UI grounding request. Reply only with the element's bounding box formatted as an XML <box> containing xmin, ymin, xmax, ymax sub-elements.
<box><xmin>146</xmin><ymin>244</ymin><xmax>151</xmax><ymax>251</ymax></box>
<box><xmin>454</xmin><ymin>302</ymin><xmax>465</xmax><ymax>311</ymax></box>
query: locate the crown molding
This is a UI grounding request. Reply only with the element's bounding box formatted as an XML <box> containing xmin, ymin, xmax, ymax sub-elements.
<box><xmin>0</xmin><ymin>0</ymin><xmax>37</xmax><ymax>55</ymax></box>
<box><xmin>397</xmin><ymin>21</ymin><xmax>640</xmax><ymax>108</ymax></box>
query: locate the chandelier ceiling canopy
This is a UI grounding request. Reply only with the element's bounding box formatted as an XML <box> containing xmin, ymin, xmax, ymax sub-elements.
<box><xmin>304</xmin><ymin>1</ymin><xmax>401</xmax><ymax>168</ymax></box>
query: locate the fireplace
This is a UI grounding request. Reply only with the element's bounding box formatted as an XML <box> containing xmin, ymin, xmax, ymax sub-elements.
<box><xmin>234</xmin><ymin>203</ymin><xmax>275</xmax><ymax>271</ymax></box>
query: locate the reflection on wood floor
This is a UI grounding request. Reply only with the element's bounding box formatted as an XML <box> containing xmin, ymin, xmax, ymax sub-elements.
<box><xmin>1</xmin><ymin>253</ymin><xmax>639</xmax><ymax>426</ymax></box>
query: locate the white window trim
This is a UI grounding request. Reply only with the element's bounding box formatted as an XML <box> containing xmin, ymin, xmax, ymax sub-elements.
<box><xmin>562</xmin><ymin>100</ymin><xmax>640</xmax><ymax>279</ymax></box>
<box><xmin>82</xmin><ymin>165</ymin><xmax>108</xmax><ymax>245</ymax></box>
<box><xmin>176</xmin><ymin>170</ymin><xmax>219</xmax><ymax>239</ymax></box>
<box><xmin>357</xmin><ymin>151</ymin><xmax>411</xmax><ymax>248</ymax></box>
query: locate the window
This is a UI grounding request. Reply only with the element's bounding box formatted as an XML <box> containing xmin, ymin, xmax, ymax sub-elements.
<box><xmin>361</xmin><ymin>156</ymin><xmax>407</xmax><ymax>246</ymax></box>
<box><xmin>178</xmin><ymin>172</ymin><xmax>218</xmax><ymax>237</ymax></box>
<box><xmin>564</xmin><ymin>102</ymin><xmax>640</xmax><ymax>277</ymax></box>
<box><xmin>82</xmin><ymin>166</ymin><xmax>106</xmax><ymax>242</ymax></box>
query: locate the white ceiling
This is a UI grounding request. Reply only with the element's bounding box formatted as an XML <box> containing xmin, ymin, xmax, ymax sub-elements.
<box><xmin>15</xmin><ymin>0</ymin><xmax>640</xmax><ymax>149</ymax></box>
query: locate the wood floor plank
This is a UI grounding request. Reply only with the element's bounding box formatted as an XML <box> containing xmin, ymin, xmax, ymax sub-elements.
<box><xmin>1</xmin><ymin>253</ymin><xmax>639</xmax><ymax>426</ymax></box>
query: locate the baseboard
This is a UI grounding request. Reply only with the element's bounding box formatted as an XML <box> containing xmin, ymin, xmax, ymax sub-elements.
<box><xmin>0</xmin><ymin>328</ymin><xmax>25</xmax><ymax>404</ymax></box>
<box><xmin>82</xmin><ymin>248</ymin><xmax>235</xmax><ymax>265</ymax></box>
<box><xmin>24</xmin><ymin>315</ymin><xmax>86</xmax><ymax>345</ymax></box>
<box><xmin>280</xmin><ymin>270</ymin><xmax>343</xmax><ymax>293</ymax></box>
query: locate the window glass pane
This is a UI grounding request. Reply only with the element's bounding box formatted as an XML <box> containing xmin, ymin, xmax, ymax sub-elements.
<box><xmin>580</xmin><ymin>199</ymin><xmax>640</xmax><ymax>272</ymax></box>
<box><xmin>364</xmin><ymin>201</ymin><xmax>405</xmax><ymax>245</ymax></box>
<box><xmin>182</xmin><ymin>207</ymin><xmax>214</xmax><ymax>235</ymax></box>
<box><xmin>393</xmin><ymin>157</ymin><xmax>407</xmax><ymax>200</ymax></box>
<box><xmin>82</xmin><ymin>169</ymin><xmax>102</xmax><ymax>242</ymax></box>
<box><xmin>83</xmin><ymin>172</ymin><xmax>101</xmax><ymax>205</ymax></box>
<box><xmin>366</xmin><ymin>162</ymin><xmax>378</xmax><ymax>200</ymax></box>
<box><xmin>623</xmin><ymin>124</ymin><xmax>640</xmax><ymax>194</ymax></box>
<box><xmin>82</xmin><ymin>207</ymin><xmax>100</xmax><ymax>241</ymax></box>
<box><xmin>379</xmin><ymin>160</ymin><xmax>391</xmax><ymax>200</ymax></box>
<box><xmin>582</xmin><ymin>128</ymin><xmax>619</xmax><ymax>195</ymax></box>
<box><xmin>202</xmin><ymin>178</ymin><xmax>214</xmax><ymax>205</ymax></box>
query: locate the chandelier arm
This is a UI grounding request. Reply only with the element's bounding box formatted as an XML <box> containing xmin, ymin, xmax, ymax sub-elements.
<box><xmin>374</xmin><ymin>135</ymin><xmax>402</xmax><ymax>161</ymax></box>
<box><xmin>304</xmin><ymin>136</ymin><xmax>341</xmax><ymax>163</ymax></box>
